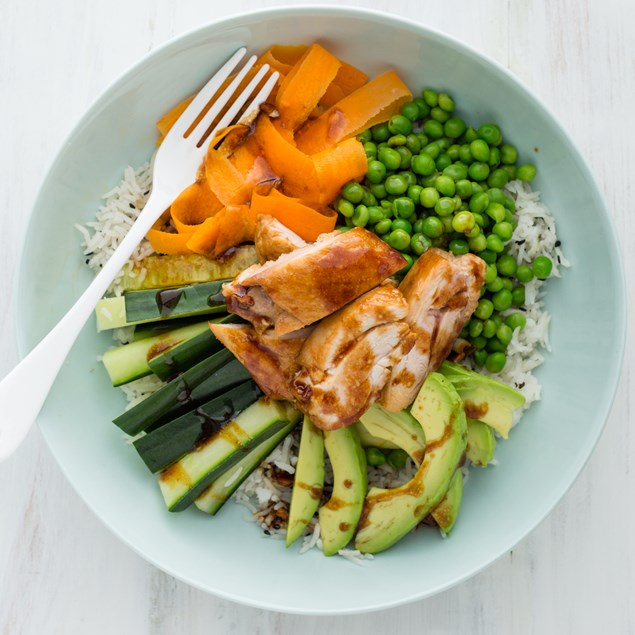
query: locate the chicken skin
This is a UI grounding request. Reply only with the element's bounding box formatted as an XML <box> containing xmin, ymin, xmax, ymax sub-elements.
<box><xmin>222</xmin><ymin>227</ymin><xmax>406</xmax><ymax>336</ymax></box>
<box><xmin>379</xmin><ymin>248</ymin><xmax>486</xmax><ymax>412</ymax></box>
<box><xmin>253</xmin><ymin>214</ymin><xmax>306</xmax><ymax>263</ymax></box>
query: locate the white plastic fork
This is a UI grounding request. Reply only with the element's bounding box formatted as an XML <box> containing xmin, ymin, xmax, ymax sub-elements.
<box><xmin>0</xmin><ymin>48</ymin><xmax>279</xmax><ymax>461</ymax></box>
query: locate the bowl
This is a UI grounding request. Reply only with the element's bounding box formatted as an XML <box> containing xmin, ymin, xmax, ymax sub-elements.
<box><xmin>16</xmin><ymin>6</ymin><xmax>626</xmax><ymax>614</ymax></box>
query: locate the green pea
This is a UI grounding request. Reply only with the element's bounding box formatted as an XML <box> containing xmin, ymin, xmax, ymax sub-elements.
<box><xmin>484</xmin><ymin>263</ymin><xmax>498</xmax><ymax>284</ymax></box>
<box><xmin>452</xmin><ymin>211</ymin><xmax>476</xmax><ymax>233</ymax></box>
<box><xmin>470</xmin><ymin>192</ymin><xmax>490</xmax><ymax>214</ymax></box>
<box><xmin>502</xmin><ymin>278</ymin><xmax>513</xmax><ymax>291</ymax></box>
<box><xmin>369</xmin><ymin>182</ymin><xmax>387</xmax><ymax>199</ymax></box>
<box><xmin>471</xmin><ymin>182</ymin><xmax>484</xmax><ymax>194</ymax></box>
<box><xmin>492</xmin><ymin>288</ymin><xmax>513</xmax><ymax>312</ymax></box>
<box><xmin>430</xmin><ymin>106</ymin><xmax>450</xmax><ymax>123</ymax></box>
<box><xmin>366</xmin><ymin>160</ymin><xmax>386</xmax><ymax>184</ymax></box>
<box><xmin>387</xmin><ymin>449</ymin><xmax>409</xmax><ymax>470</ymax></box>
<box><xmin>511</xmin><ymin>286</ymin><xmax>526</xmax><ymax>306</ymax></box>
<box><xmin>479</xmin><ymin>249</ymin><xmax>497</xmax><ymax>264</ymax></box>
<box><xmin>455</xmin><ymin>179</ymin><xmax>473</xmax><ymax>199</ymax></box>
<box><xmin>495</xmin><ymin>323</ymin><xmax>513</xmax><ymax>346</ymax></box>
<box><xmin>435</xmin><ymin>137</ymin><xmax>450</xmax><ymax>151</ymax></box>
<box><xmin>389</xmin><ymin>114</ymin><xmax>413</xmax><ymax>136</ymax></box>
<box><xmin>463</xmin><ymin>127</ymin><xmax>478</xmax><ymax>143</ymax></box>
<box><xmin>473</xmin><ymin>212</ymin><xmax>486</xmax><ymax>227</ymax></box>
<box><xmin>468</xmin><ymin>162</ymin><xmax>490</xmax><ymax>181</ymax></box>
<box><xmin>420</xmin><ymin>187</ymin><xmax>440</xmax><ymax>208</ymax></box>
<box><xmin>486</xmin><ymin>202</ymin><xmax>506</xmax><ymax>223</ymax></box>
<box><xmin>352</xmin><ymin>204</ymin><xmax>370</xmax><ymax>227</ymax></box>
<box><xmin>399</xmin><ymin>253</ymin><xmax>414</xmax><ymax>275</ymax></box>
<box><xmin>358</xmin><ymin>129</ymin><xmax>372</xmax><ymax>143</ymax></box>
<box><xmin>435</xmin><ymin>197</ymin><xmax>456</xmax><ymax>217</ymax></box>
<box><xmin>385</xmin><ymin>174</ymin><xmax>409</xmax><ymax>195</ymax></box>
<box><xmin>400</xmin><ymin>101</ymin><xmax>421</xmax><ymax>122</ymax></box>
<box><xmin>467</xmin><ymin>233</ymin><xmax>487</xmax><ymax>252</ymax></box>
<box><xmin>396</xmin><ymin>146</ymin><xmax>413</xmax><ymax>169</ymax></box>
<box><xmin>392</xmin><ymin>197</ymin><xmax>414</xmax><ymax>219</ymax></box>
<box><xmin>363</xmin><ymin>141</ymin><xmax>377</xmax><ymax>158</ymax></box>
<box><xmin>388</xmin><ymin>134</ymin><xmax>407</xmax><ymax>147</ymax></box>
<box><xmin>412</xmin><ymin>152</ymin><xmax>436</xmax><ymax>176</ymax></box>
<box><xmin>422</xmin><ymin>216</ymin><xmax>444</xmax><ymax>238</ymax></box>
<box><xmin>416</xmin><ymin>132</ymin><xmax>429</xmax><ymax>147</ymax></box>
<box><xmin>378</xmin><ymin>146</ymin><xmax>402</xmax><ymax>171</ymax></box>
<box><xmin>341</xmin><ymin>181</ymin><xmax>364</xmax><ymax>204</ymax></box>
<box><xmin>392</xmin><ymin>218</ymin><xmax>413</xmax><ymax>233</ymax></box>
<box><xmin>387</xmin><ymin>229</ymin><xmax>411</xmax><ymax>251</ymax></box>
<box><xmin>478</xmin><ymin>123</ymin><xmax>502</xmax><ymax>146</ymax></box>
<box><xmin>371</xmin><ymin>122</ymin><xmax>390</xmax><ymax>142</ymax></box>
<box><xmin>472</xmin><ymin>336</ymin><xmax>488</xmax><ymax>350</ymax></box>
<box><xmin>532</xmin><ymin>255</ymin><xmax>553</xmax><ymax>279</ymax></box>
<box><xmin>413</xmin><ymin>218</ymin><xmax>425</xmax><ymax>234</ymax></box>
<box><xmin>517</xmin><ymin>163</ymin><xmax>537</xmax><ymax>182</ymax></box>
<box><xmin>374</xmin><ymin>218</ymin><xmax>392</xmax><ymax>235</ymax></box>
<box><xmin>505</xmin><ymin>312</ymin><xmax>527</xmax><ymax>331</ymax></box>
<box><xmin>447</xmin><ymin>144</ymin><xmax>461</xmax><ymax>161</ymax></box>
<box><xmin>516</xmin><ymin>264</ymin><xmax>534</xmax><ymax>283</ymax></box>
<box><xmin>411</xmin><ymin>232</ymin><xmax>432</xmax><ymax>255</ymax></box>
<box><xmin>488</xmin><ymin>146</ymin><xmax>501</xmax><ymax>167</ymax></box>
<box><xmin>486</xmin><ymin>234</ymin><xmax>505</xmax><ymax>253</ymax></box>
<box><xmin>493</xmin><ymin>221</ymin><xmax>514</xmax><ymax>241</ymax></box>
<box><xmin>422</xmin><ymin>89</ymin><xmax>438</xmax><ymax>107</ymax></box>
<box><xmin>470</xmin><ymin>139</ymin><xmax>490</xmax><ymax>162</ymax></box>
<box><xmin>473</xmin><ymin>349</ymin><xmax>488</xmax><ymax>366</ymax></box>
<box><xmin>502</xmin><ymin>165</ymin><xmax>517</xmax><ymax>181</ymax></box>
<box><xmin>422</xmin><ymin>142</ymin><xmax>441</xmax><ymax>160</ymax></box>
<box><xmin>474</xmin><ymin>298</ymin><xmax>495</xmax><ymax>320</ymax></box>
<box><xmin>449</xmin><ymin>238</ymin><xmax>470</xmax><ymax>255</ymax></box>
<box><xmin>501</xmin><ymin>144</ymin><xmax>518</xmax><ymax>164</ymax></box>
<box><xmin>486</xmin><ymin>276</ymin><xmax>504</xmax><ymax>293</ymax></box>
<box><xmin>368</xmin><ymin>205</ymin><xmax>384</xmax><ymax>224</ymax></box>
<box><xmin>438</xmin><ymin>92</ymin><xmax>455</xmax><ymax>112</ymax></box>
<box><xmin>468</xmin><ymin>318</ymin><xmax>484</xmax><ymax>338</ymax></box>
<box><xmin>485</xmin><ymin>352</ymin><xmax>506</xmax><ymax>373</ymax></box>
<box><xmin>400</xmin><ymin>171</ymin><xmax>417</xmax><ymax>187</ymax></box>
<box><xmin>435</xmin><ymin>153</ymin><xmax>451</xmax><ymax>172</ymax></box>
<box><xmin>413</xmin><ymin>97</ymin><xmax>430</xmax><ymax>118</ymax></box>
<box><xmin>365</xmin><ymin>447</ymin><xmax>386</xmax><ymax>466</ymax></box>
<box><xmin>420</xmin><ymin>173</ymin><xmax>439</xmax><ymax>188</ymax></box>
<box><xmin>337</xmin><ymin>199</ymin><xmax>355</xmax><ymax>218</ymax></box>
<box><xmin>407</xmin><ymin>184</ymin><xmax>423</xmax><ymax>203</ymax></box>
<box><xmin>458</xmin><ymin>144</ymin><xmax>474</xmax><ymax>164</ymax></box>
<box><xmin>497</xmin><ymin>254</ymin><xmax>517</xmax><ymax>277</ymax></box>
<box><xmin>482</xmin><ymin>318</ymin><xmax>497</xmax><ymax>338</ymax></box>
<box><xmin>405</xmin><ymin>134</ymin><xmax>422</xmax><ymax>154</ymax></box>
<box><xmin>444</xmin><ymin>116</ymin><xmax>466</xmax><ymax>139</ymax></box>
<box><xmin>487</xmin><ymin>168</ymin><xmax>509</xmax><ymax>189</ymax></box>
<box><xmin>443</xmin><ymin>163</ymin><xmax>468</xmax><ymax>181</ymax></box>
<box><xmin>487</xmin><ymin>338</ymin><xmax>507</xmax><ymax>353</ymax></box>
<box><xmin>435</xmin><ymin>174</ymin><xmax>456</xmax><ymax>197</ymax></box>
<box><xmin>423</xmin><ymin>119</ymin><xmax>444</xmax><ymax>139</ymax></box>
<box><xmin>503</xmin><ymin>195</ymin><xmax>516</xmax><ymax>212</ymax></box>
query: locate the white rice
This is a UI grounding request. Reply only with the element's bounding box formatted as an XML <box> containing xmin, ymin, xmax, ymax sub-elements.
<box><xmin>82</xmin><ymin>165</ymin><xmax>565</xmax><ymax>561</ymax></box>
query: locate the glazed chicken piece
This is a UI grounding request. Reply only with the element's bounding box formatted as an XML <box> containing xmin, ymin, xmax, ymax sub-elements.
<box><xmin>254</xmin><ymin>214</ymin><xmax>306</xmax><ymax>263</ymax></box>
<box><xmin>222</xmin><ymin>227</ymin><xmax>406</xmax><ymax>337</ymax></box>
<box><xmin>379</xmin><ymin>248</ymin><xmax>486</xmax><ymax>412</ymax></box>
<box><xmin>209</xmin><ymin>322</ymin><xmax>307</xmax><ymax>402</ymax></box>
<box><xmin>291</xmin><ymin>285</ymin><xmax>416</xmax><ymax>430</ymax></box>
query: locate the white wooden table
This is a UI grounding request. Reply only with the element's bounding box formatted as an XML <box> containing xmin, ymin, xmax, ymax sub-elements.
<box><xmin>1</xmin><ymin>0</ymin><xmax>633</xmax><ymax>632</ymax></box>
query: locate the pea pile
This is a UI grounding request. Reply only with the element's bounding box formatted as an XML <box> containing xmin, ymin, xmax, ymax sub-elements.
<box><xmin>335</xmin><ymin>88</ymin><xmax>553</xmax><ymax>373</ymax></box>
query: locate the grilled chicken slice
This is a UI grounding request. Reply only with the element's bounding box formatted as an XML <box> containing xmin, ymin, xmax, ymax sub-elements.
<box><xmin>209</xmin><ymin>323</ymin><xmax>306</xmax><ymax>402</ymax></box>
<box><xmin>254</xmin><ymin>214</ymin><xmax>306</xmax><ymax>263</ymax></box>
<box><xmin>291</xmin><ymin>285</ymin><xmax>415</xmax><ymax>430</ymax></box>
<box><xmin>223</xmin><ymin>227</ymin><xmax>406</xmax><ymax>336</ymax></box>
<box><xmin>380</xmin><ymin>248</ymin><xmax>486</xmax><ymax>412</ymax></box>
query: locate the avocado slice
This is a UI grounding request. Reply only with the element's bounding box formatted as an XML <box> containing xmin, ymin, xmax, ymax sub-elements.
<box><xmin>356</xmin><ymin>403</ymin><xmax>426</xmax><ymax>464</ymax></box>
<box><xmin>466</xmin><ymin>418</ymin><xmax>497</xmax><ymax>467</ymax></box>
<box><xmin>286</xmin><ymin>416</ymin><xmax>325</xmax><ymax>547</ymax></box>
<box><xmin>439</xmin><ymin>361</ymin><xmax>525</xmax><ymax>439</ymax></box>
<box><xmin>355</xmin><ymin>373</ymin><xmax>467</xmax><ymax>554</ymax></box>
<box><xmin>319</xmin><ymin>426</ymin><xmax>367</xmax><ymax>556</ymax></box>
<box><xmin>431</xmin><ymin>468</ymin><xmax>463</xmax><ymax>533</ymax></box>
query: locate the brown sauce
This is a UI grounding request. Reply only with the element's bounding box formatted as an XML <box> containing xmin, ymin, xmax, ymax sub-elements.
<box><xmin>155</xmin><ymin>288</ymin><xmax>183</xmax><ymax>316</ymax></box>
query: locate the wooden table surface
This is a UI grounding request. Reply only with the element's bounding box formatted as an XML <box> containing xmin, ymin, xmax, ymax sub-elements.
<box><xmin>1</xmin><ymin>0</ymin><xmax>633</xmax><ymax>632</ymax></box>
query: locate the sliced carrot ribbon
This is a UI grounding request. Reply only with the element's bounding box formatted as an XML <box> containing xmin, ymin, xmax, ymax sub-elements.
<box><xmin>147</xmin><ymin>229</ymin><xmax>195</xmax><ymax>255</ymax></box>
<box><xmin>169</xmin><ymin>179</ymin><xmax>223</xmax><ymax>234</ymax></box>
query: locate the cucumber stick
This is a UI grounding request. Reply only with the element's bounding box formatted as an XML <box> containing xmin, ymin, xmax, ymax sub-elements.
<box><xmin>159</xmin><ymin>398</ymin><xmax>301</xmax><ymax>512</ymax></box>
<box><xmin>113</xmin><ymin>348</ymin><xmax>246</xmax><ymax>435</ymax></box>
<box><xmin>195</xmin><ymin>420</ymin><xmax>298</xmax><ymax>515</ymax></box>
<box><xmin>101</xmin><ymin>321</ymin><xmax>211</xmax><ymax>386</ymax></box>
<box><xmin>95</xmin><ymin>280</ymin><xmax>228</xmax><ymax>331</ymax></box>
<box><xmin>133</xmin><ymin>380</ymin><xmax>262</xmax><ymax>472</ymax></box>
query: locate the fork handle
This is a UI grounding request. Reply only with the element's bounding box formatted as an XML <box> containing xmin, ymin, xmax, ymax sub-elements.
<box><xmin>0</xmin><ymin>191</ymin><xmax>167</xmax><ymax>461</ymax></box>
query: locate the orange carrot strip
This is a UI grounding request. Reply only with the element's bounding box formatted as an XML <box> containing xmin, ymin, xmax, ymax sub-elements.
<box><xmin>312</xmin><ymin>137</ymin><xmax>368</xmax><ymax>205</ymax></box>
<box><xmin>185</xmin><ymin>210</ymin><xmax>226</xmax><ymax>257</ymax></box>
<box><xmin>205</xmin><ymin>145</ymin><xmax>252</xmax><ymax>205</ymax></box>
<box><xmin>320</xmin><ymin>61</ymin><xmax>369</xmax><ymax>108</ymax></box>
<box><xmin>250</xmin><ymin>189</ymin><xmax>337</xmax><ymax>241</ymax></box>
<box><xmin>186</xmin><ymin>205</ymin><xmax>256</xmax><ymax>258</ymax></box>
<box><xmin>295</xmin><ymin>69</ymin><xmax>412</xmax><ymax>154</ymax></box>
<box><xmin>253</xmin><ymin>115</ymin><xmax>320</xmax><ymax>202</ymax></box>
<box><xmin>169</xmin><ymin>179</ymin><xmax>223</xmax><ymax>234</ymax></box>
<box><xmin>275</xmin><ymin>44</ymin><xmax>342</xmax><ymax>132</ymax></box>
<box><xmin>147</xmin><ymin>229</ymin><xmax>193</xmax><ymax>255</ymax></box>
<box><xmin>258</xmin><ymin>44</ymin><xmax>308</xmax><ymax>75</ymax></box>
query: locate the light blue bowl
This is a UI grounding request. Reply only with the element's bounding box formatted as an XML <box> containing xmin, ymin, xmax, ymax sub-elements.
<box><xmin>16</xmin><ymin>6</ymin><xmax>626</xmax><ymax>614</ymax></box>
